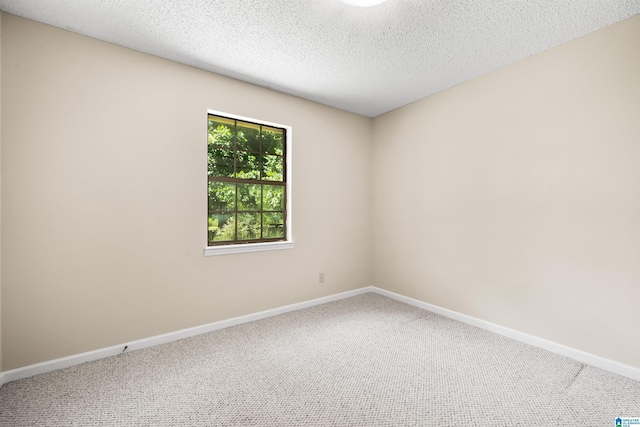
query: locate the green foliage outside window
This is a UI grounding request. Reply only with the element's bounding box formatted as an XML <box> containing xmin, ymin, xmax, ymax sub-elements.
<box><xmin>207</xmin><ymin>115</ymin><xmax>286</xmax><ymax>245</ymax></box>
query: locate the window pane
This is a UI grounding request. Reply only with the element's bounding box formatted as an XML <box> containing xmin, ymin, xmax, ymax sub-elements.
<box><xmin>209</xmin><ymin>148</ymin><xmax>234</xmax><ymax>177</ymax></box>
<box><xmin>209</xmin><ymin>213</ymin><xmax>235</xmax><ymax>242</ymax></box>
<box><xmin>208</xmin><ymin>182</ymin><xmax>236</xmax><ymax>212</ymax></box>
<box><xmin>262</xmin><ymin>155</ymin><xmax>283</xmax><ymax>181</ymax></box>
<box><xmin>262</xmin><ymin>184</ymin><xmax>284</xmax><ymax>211</ymax></box>
<box><xmin>237</xmin><ymin>121</ymin><xmax>261</xmax><ymax>152</ymax></box>
<box><xmin>263</xmin><ymin>213</ymin><xmax>284</xmax><ymax>238</ymax></box>
<box><xmin>237</xmin><ymin>213</ymin><xmax>260</xmax><ymax>240</ymax></box>
<box><xmin>237</xmin><ymin>183</ymin><xmax>261</xmax><ymax>211</ymax></box>
<box><xmin>262</xmin><ymin>127</ymin><xmax>283</xmax><ymax>155</ymax></box>
<box><xmin>207</xmin><ymin>114</ymin><xmax>288</xmax><ymax>246</ymax></box>
<box><xmin>236</xmin><ymin>151</ymin><xmax>260</xmax><ymax>180</ymax></box>
<box><xmin>208</xmin><ymin>118</ymin><xmax>235</xmax><ymax>149</ymax></box>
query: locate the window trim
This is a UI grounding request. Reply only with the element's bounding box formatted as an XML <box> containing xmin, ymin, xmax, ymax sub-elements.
<box><xmin>205</xmin><ymin>109</ymin><xmax>293</xmax><ymax>256</ymax></box>
<box><xmin>205</xmin><ymin>240</ymin><xmax>294</xmax><ymax>256</ymax></box>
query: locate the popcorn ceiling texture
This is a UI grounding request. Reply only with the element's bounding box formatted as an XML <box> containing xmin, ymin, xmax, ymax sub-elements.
<box><xmin>0</xmin><ymin>0</ymin><xmax>637</xmax><ymax>117</ymax></box>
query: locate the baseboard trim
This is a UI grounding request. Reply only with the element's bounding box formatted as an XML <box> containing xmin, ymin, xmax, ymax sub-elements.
<box><xmin>0</xmin><ymin>287</ymin><xmax>373</xmax><ymax>386</ymax></box>
<box><xmin>370</xmin><ymin>286</ymin><xmax>640</xmax><ymax>382</ymax></box>
<box><xmin>2</xmin><ymin>285</ymin><xmax>638</xmax><ymax>386</ymax></box>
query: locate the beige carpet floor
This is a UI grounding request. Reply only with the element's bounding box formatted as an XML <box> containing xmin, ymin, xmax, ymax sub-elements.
<box><xmin>0</xmin><ymin>292</ymin><xmax>638</xmax><ymax>426</ymax></box>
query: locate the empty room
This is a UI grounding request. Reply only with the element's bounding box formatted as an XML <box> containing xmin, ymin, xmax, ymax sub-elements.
<box><xmin>0</xmin><ymin>0</ymin><xmax>639</xmax><ymax>425</ymax></box>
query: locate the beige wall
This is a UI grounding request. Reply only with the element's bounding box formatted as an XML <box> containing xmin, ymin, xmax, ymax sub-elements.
<box><xmin>1</xmin><ymin>15</ymin><xmax>372</xmax><ymax>370</ymax></box>
<box><xmin>2</xmin><ymin>11</ymin><xmax>639</xmax><ymax>373</ymax></box>
<box><xmin>0</xmin><ymin>10</ymin><xmax>3</xmax><ymax>372</ymax></box>
<box><xmin>372</xmin><ymin>15</ymin><xmax>640</xmax><ymax>368</ymax></box>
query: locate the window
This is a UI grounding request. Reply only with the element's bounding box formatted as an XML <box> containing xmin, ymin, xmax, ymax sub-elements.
<box><xmin>206</xmin><ymin>111</ymin><xmax>292</xmax><ymax>255</ymax></box>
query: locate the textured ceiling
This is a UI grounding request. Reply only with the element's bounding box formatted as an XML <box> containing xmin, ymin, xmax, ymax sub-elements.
<box><xmin>0</xmin><ymin>0</ymin><xmax>638</xmax><ymax>117</ymax></box>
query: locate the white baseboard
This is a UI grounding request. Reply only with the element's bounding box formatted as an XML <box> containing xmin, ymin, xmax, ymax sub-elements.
<box><xmin>370</xmin><ymin>286</ymin><xmax>640</xmax><ymax>382</ymax></box>
<box><xmin>0</xmin><ymin>287</ymin><xmax>373</xmax><ymax>386</ymax></box>
<box><xmin>2</xmin><ymin>285</ymin><xmax>638</xmax><ymax>386</ymax></box>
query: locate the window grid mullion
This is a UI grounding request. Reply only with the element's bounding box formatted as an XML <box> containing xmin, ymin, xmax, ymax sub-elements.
<box><xmin>233</xmin><ymin>120</ymin><xmax>238</xmax><ymax>241</ymax></box>
<box><xmin>259</xmin><ymin>125</ymin><xmax>264</xmax><ymax>239</ymax></box>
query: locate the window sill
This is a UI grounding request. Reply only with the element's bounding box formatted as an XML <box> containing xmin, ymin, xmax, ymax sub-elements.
<box><xmin>204</xmin><ymin>240</ymin><xmax>294</xmax><ymax>256</ymax></box>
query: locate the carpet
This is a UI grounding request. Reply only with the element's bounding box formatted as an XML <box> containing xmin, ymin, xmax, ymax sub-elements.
<box><xmin>0</xmin><ymin>293</ymin><xmax>638</xmax><ymax>426</ymax></box>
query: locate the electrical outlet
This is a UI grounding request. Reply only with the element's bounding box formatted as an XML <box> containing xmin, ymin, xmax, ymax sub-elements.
<box><xmin>319</xmin><ymin>273</ymin><xmax>325</xmax><ymax>283</ymax></box>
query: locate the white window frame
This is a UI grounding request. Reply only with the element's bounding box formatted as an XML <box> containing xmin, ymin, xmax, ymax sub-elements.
<box><xmin>204</xmin><ymin>109</ymin><xmax>293</xmax><ymax>256</ymax></box>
